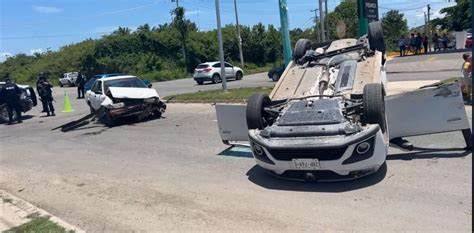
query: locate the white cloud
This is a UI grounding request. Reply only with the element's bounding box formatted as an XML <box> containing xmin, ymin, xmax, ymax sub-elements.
<box><xmin>32</xmin><ymin>5</ymin><xmax>63</xmax><ymax>14</ymax></box>
<box><xmin>0</xmin><ymin>52</ymin><xmax>12</xmax><ymax>63</ymax></box>
<box><xmin>29</xmin><ymin>48</ymin><xmax>45</xmax><ymax>55</ymax></box>
<box><xmin>185</xmin><ymin>10</ymin><xmax>202</xmax><ymax>17</ymax></box>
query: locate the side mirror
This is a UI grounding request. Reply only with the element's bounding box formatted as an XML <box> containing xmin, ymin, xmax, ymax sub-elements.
<box><xmin>148</xmin><ymin>83</ymin><xmax>153</xmax><ymax>88</ymax></box>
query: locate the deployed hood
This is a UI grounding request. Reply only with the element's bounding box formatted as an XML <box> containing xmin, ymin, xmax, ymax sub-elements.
<box><xmin>108</xmin><ymin>87</ymin><xmax>159</xmax><ymax>99</ymax></box>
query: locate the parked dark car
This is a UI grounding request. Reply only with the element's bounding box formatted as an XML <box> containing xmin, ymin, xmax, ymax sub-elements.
<box><xmin>267</xmin><ymin>65</ymin><xmax>285</xmax><ymax>82</ymax></box>
<box><xmin>0</xmin><ymin>82</ymin><xmax>37</xmax><ymax>123</ymax></box>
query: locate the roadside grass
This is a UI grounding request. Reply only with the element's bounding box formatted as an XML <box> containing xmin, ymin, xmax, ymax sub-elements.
<box><xmin>4</xmin><ymin>217</ymin><xmax>73</xmax><ymax>233</ymax></box>
<box><xmin>165</xmin><ymin>86</ymin><xmax>273</xmax><ymax>103</ymax></box>
<box><xmin>243</xmin><ymin>63</ymin><xmax>275</xmax><ymax>75</ymax></box>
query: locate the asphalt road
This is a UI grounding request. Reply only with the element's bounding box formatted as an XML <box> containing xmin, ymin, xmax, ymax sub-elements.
<box><xmin>386</xmin><ymin>51</ymin><xmax>466</xmax><ymax>82</ymax></box>
<box><xmin>0</xmin><ymin>51</ymin><xmax>471</xmax><ymax>231</ymax></box>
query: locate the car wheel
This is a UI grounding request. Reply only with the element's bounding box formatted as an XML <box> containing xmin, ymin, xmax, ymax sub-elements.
<box><xmin>271</xmin><ymin>73</ymin><xmax>280</xmax><ymax>82</ymax></box>
<box><xmin>59</xmin><ymin>83</ymin><xmax>63</xmax><ymax>87</ymax></box>
<box><xmin>362</xmin><ymin>83</ymin><xmax>386</xmax><ymax>132</ymax></box>
<box><xmin>196</xmin><ymin>80</ymin><xmax>204</xmax><ymax>85</ymax></box>
<box><xmin>0</xmin><ymin>104</ymin><xmax>17</xmax><ymax>123</ymax></box>
<box><xmin>235</xmin><ymin>71</ymin><xmax>243</xmax><ymax>80</ymax></box>
<box><xmin>368</xmin><ymin>21</ymin><xmax>386</xmax><ymax>56</ymax></box>
<box><xmin>246</xmin><ymin>92</ymin><xmax>271</xmax><ymax>130</ymax></box>
<box><xmin>212</xmin><ymin>74</ymin><xmax>220</xmax><ymax>84</ymax></box>
<box><xmin>293</xmin><ymin>39</ymin><xmax>311</xmax><ymax>61</ymax></box>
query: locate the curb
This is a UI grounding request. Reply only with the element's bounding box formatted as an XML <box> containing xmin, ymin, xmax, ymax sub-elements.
<box><xmin>0</xmin><ymin>190</ymin><xmax>85</xmax><ymax>233</ymax></box>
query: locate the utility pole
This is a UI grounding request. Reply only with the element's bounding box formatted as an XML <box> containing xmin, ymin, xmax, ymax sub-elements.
<box><xmin>423</xmin><ymin>12</ymin><xmax>427</xmax><ymax>34</ymax></box>
<box><xmin>427</xmin><ymin>4</ymin><xmax>431</xmax><ymax>51</ymax></box>
<box><xmin>215</xmin><ymin>0</ymin><xmax>227</xmax><ymax>91</ymax></box>
<box><xmin>278</xmin><ymin>0</ymin><xmax>292</xmax><ymax>66</ymax></box>
<box><xmin>324</xmin><ymin>0</ymin><xmax>329</xmax><ymax>40</ymax></box>
<box><xmin>318</xmin><ymin>0</ymin><xmax>326</xmax><ymax>42</ymax></box>
<box><xmin>171</xmin><ymin>0</ymin><xmax>179</xmax><ymax>7</ymax></box>
<box><xmin>310</xmin><ymin>9</ymin><xmax>320</xmax><ymax>42</ymax></box>
<box><xmin>233</xmin><ymin>0</ymin><xmax>244</xmax><ymax>68</ymax></box>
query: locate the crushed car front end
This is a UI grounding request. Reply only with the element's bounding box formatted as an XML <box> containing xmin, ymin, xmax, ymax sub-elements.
<box><xmin>99</xmin><ymin>87</ymin><xmax>166</xmax><ymax>123</ymax></box>
<box><xmin>247</xmin><ymin>97</ymin><xmax>387</xmax><ymax>181</ymax></box>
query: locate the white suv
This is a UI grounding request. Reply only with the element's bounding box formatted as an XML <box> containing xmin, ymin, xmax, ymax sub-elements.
<box><xmin>59</xmin><ymin>72</ymin><xmax>79</xmax><ymax>87</ymax></box>
<box><xmin>193</xmin><ymin>62</ymin><xmax>243</xmax><ymax>85</ymax></box>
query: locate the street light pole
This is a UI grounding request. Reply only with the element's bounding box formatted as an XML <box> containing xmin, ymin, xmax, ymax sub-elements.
<box><xmin>318</xmin><ymin>0</ymin><xmax>326</xmax><ymax>42</ymax></box>
<box><xmin>233</xmin><ymin>0</ymin><xmax>244</xmax><ymax>68</ymax></box>
<box><xmin>215</xmin><ymin>0</ymin><xmax>227</xmax><ymax>91</ymax></box>
<box><xmin>324</xmin><ymin>0</ymin><xmax>329</xmax><ymax>40</ymax></box>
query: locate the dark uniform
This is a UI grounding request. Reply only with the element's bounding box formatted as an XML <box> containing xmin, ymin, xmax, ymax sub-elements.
<box><xmin>76</xmin><ymin>72</ymin><xmax>85</xmax><ymax>99</ymax></box>
<box><xmin>36</xmin><ymin>74</ymin><xmax>55</xmax><ymax>116</ymax></box>
<box><xmin>1</xmin><ymin>80</ymin><xmax>22</xmax><ymax>124</ymax></box>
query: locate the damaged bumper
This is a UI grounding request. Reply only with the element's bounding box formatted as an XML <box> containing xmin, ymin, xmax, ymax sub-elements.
<box><xmin>248</xmin><ymin>124</ymin><xmax>387</xmax><ymax>181</ymax></box>
<box><xmin>103</xmin><ymin>98</ymin><xmax>166</xmax><ymax>119</ymax></box>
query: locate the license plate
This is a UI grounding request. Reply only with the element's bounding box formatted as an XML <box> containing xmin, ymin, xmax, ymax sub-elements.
<box><xmin>293</xmin><ymin>159</ymin><xmax>320</xmax><ymax>170</ymax></box>
<box><xmin>197</xmin><ymin>70</ymin><xmax>202</xmax><ymax>73</ymax></box>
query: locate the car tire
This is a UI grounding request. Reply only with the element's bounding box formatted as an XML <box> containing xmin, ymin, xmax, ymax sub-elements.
<box><xmin>271</xmin><ymin>73</ymin><xmax>280</xmax><ymax>82</ymax></box>
<box><xmin>368</xmin><ymin>21</ymin><xmax>386</xmax><ymax>55</ymax></box>
<box><xmin>59</xmin><ymin>83</ymin><xmax>63</xmax><ymax>87</ymax></box>
<box><xmin>212</xmin><ymin>74</ymin><xmax>221</xmax><ymax>84</ymax></box>
<box><xmin>0</xmin><ymin>104</ymin><xmax>17</xmax><ymax>123</ymax></box>
<box><xmin>196</xmin><ymin>80</ymin><xmax>204</xmax><ymax>85</ymax></box>
<box><xmin>246</xmin><ymin>92</ymin><xmax>271</xmax><ymax>130</ymax></box>
<box><xmin>293</xmin><ymin>39</ymin><xmax>311</xmax><ymax>61</ymax></box>
<box><xmin>235</xmin><ymin>71</ymin><xmax>243</xmax><ymax>80</ymax></box>
<box><xmin>362</xmin><ymin>83</ymin><xmax>386</xmax><ymax>132</ymax></box>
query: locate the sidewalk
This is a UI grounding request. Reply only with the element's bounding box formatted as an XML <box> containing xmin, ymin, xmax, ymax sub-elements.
<box><xmin>0</xmin><ymin>190</ymin><xmax>84</xmax><ymax>232</ymax></box>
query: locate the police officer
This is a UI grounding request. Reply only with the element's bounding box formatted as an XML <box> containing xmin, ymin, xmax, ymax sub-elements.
<box><xmin>36</xmin><ymin>72</ymin><xmax>55</xmax><ymax>116</ymax></box>
<box><xmin>76</xmin><ymin>72</ymin><xmax>85</xmax><ymax>99</ymax></box>
<box><xmin>1</xmin><ymin>78</ymin><xmax>22</xmax><ymax>124</ymax></box>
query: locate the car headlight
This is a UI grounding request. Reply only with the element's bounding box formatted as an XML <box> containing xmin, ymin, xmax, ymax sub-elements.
<box><xmin>144</xmin><ymin>97</ymin><xmax>158</xmax><ymax>103</ymax></box>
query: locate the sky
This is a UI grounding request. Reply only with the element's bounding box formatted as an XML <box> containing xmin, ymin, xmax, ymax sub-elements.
<box><xmin>0</xmin><ymin>0</ymin><xmax>457</xmax><ymax>62</ymax></box>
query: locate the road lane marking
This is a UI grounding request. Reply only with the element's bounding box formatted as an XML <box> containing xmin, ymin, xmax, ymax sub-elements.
<box><xmin>426</xmin><ymin>57</ymin><xmax>437</xmax><ymax>62</ymax></box>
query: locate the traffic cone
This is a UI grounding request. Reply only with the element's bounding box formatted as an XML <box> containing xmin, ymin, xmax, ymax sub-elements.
<box><xmin>62</xmin><ymin>91</ymin><xmax>75</xmax><ymax>113</ymax></box>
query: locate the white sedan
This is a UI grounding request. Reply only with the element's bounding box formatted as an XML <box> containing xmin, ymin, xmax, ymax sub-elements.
<box><xmin>85</xmin><ymin>75</ymin><xmax>166</xmax><ymax>125</ymax></box>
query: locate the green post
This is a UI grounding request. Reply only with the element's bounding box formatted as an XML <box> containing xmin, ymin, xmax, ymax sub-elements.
<box><xmin>279</xmin><ymin>0</ymin><xmax>292</xmax><ymax>66</ymax></box>
<box><xmin>357</xmin><ymin>0</ymin><xmax>368</xmax><ymax>37</ymax></box>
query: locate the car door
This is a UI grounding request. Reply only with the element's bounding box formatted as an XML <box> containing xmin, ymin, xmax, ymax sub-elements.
<box><xmin>225</xmin><ymin>62</ymin><xmax>234</xmax><ymax>78</ymax></box>
<box><xmin>385</xmin><ymin>82</ymin><xmax>471</xmax><ymax>143</ymax></box>
<box><xmin>88</xmin><ymin>80</ymin><xmax>104</xmax><ymax>110</ymax></box>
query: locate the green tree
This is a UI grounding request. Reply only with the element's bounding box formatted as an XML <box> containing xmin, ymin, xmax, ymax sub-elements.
<box><xmin>327</xmin><ymin>0</ymin><xmax>358</xmax><ymax>39</ymax></box>
<box><xmin>431</xmin><ymin>0</ymin><xmax>471</xmax><ymax>31</ymax></box>
<box><xmin>382</xmin><ymin>10</ymin><xmax>409</xmax><ymax>51</ymax></box>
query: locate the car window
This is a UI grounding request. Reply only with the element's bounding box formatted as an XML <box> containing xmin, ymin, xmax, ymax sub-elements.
<box><xmin>103</xmin><ymin>77</ymin><xmax>147</xmax><ymax>93</ymax></box>
<box><xmin>197</xmin><ymin>64</ymin><xmax>209</xmax><ymax>69</ymax></box>
<box><xmin>212</xmin><ymin>63</ymin><xmax>220</xmax><ymax>68</ymax></box>
<box><xmin>91</xmin><ymin>81</ymin><xmax>101</xmax><ymax>93</ymax></box>
<box><xmin>225</xmin><ymin>63</ymin><xmax>232</xmax><ymax>68</ymax></box>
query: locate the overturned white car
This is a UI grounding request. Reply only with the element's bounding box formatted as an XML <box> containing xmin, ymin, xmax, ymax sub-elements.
<box><xmin>216</xmin><ymin>22</ymin><xmax>471</xmax><ymax>181</ymax></box>
<box><xmin>85</xmin><ymin>75</ymin><xmax>166</xmax><ymax>126</ymax></box>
